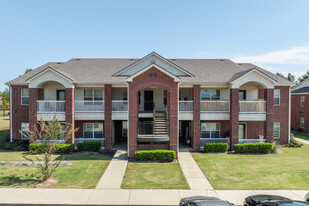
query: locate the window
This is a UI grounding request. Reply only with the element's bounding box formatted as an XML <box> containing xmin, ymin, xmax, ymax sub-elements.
<box><xmin>274</xmin><ymin>89</ymin><xmax>280</xmax><ymax>105</ymax></box>
<box><xmin>163</xmin><ymin>90</ymin><xmax>167</xmax><ymax>106</ymax></box>
<box><xmin>201</xmin><ymin>89</ymin><xmax>220</xmax><ymax>100</ymax></box>
<box><xmin>21</xmin><ymin>123</ymin><xmax>29</xmax><ymax>139</ymax></box>
<box><xmin>301</xmin><ymin>96</ymin><xmax>305</xmax><ymax>107</ymax></box>
<box><xmin>123</xmin><ymin>91</ymin><xmax>128</xmax><ymax>101</ymax></box>
<box><xmin>122</xmin><ymin>121</ymin><xmax>128</xmax><ymax>137</ymax></box>
<box><xmin>300</xmin><ymin>117</ymin><xmax>305</xmax><ymax>129</ymax></box>
<box><xmin>83</xmin><ymin>123</ymin><xmax>104</xmax><ymax>138</ymax></box>
<box><xmin>239</xmin><ymin>90</ymin><xmax>246</xmax><ymax>100</ymax></box>
<box><xmin>21</xmin><ymin>89</ymin><xmax>29</xmax><ymax>105</ymax></box>
<box><xmin>201</xmin><ymin>123</ymin><xmax>220</xmax><ymax>138</ymax></box>
<box><xmin>84</xmin><ymin>89</ymin><xmax>103</xmax><ymax>101</ymax></box>
<box><xmin>273</xmin><ymin>122</ymin><xmax>280</xmax><ymax>139</ymax></box>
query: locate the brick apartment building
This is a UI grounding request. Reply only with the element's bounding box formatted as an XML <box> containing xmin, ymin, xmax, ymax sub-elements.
<box><xmin>291</xmin><ymin>78</ymin><xmax>309</xmax><ymax>133</ymax></box>
<box><xmin>6</xmin><ymin>52</ymin><xmax>292</xmax><ymax>158</ymax></box>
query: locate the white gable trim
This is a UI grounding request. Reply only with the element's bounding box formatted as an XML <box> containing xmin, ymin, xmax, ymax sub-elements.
<box><xmin>114</xmin><ymin>52</ymin><xmax>193</xmax><ymax>77</ymax></box>
<box><xmin>231</xmin><ymin>68</ymin><xmax>277</xmax><ymax>84</ymax></box>
<box><xmin>126</xmin><ymin>63</ymin><xmax>181</xmax><ymax>82</ymax></box>
<box><xmin>25</xmin><ymin>67</ymin><xmax>75</xmax><ymax>84</ymax></box>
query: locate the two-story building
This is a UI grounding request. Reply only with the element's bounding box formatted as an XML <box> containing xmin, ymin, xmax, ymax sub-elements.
<box><xmin>7</xmin><ymin>52</ymin><xmax>292</xmax><ymax>158</ymax></box>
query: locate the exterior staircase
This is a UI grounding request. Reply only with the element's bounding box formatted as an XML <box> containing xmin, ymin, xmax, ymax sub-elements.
<box><xmin>153</xmin><ymin>112</ymin><xmax>168</xmax><ymax>136</ymax></box>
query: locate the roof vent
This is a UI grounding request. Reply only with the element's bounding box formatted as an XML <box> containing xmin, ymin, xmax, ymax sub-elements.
<box><xmin>220</xmin><ymin>59</ymin><xmax>224</xmax><ymax>61</ymax></box>
<box><xmin>76</xmin><ymin>58</ymin><xmax>80</xmax><ymax>60</ymax></box>
<box><xmin>238</xmin><ymin>63</ymin><xmax>242</xmax><ymax>65</ymax></box>
<box><xmin>58</xmin><ymin>62</ymin><xmax>61</xmax><ymax>64</ymax></box>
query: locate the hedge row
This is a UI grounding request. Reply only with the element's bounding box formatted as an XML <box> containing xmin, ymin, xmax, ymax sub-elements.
<box><xmin>234</xmin><ymin>143</ymin><xmax>273</xmax><ymax>154</ymax></box>
<box><xmin>204</xmin><ymin>143</ymin><xmax>229</xmax><ymax>153</ymax></box>
<box><xmin>29</xmin><ymin>143</ymin><xmax>72</xmax><ymax>153</ymax></box>
<box><xmin>77</xmin><ymin>142</ymin><xmax>101</xmax><ymax>152</ymax></box>
<box><xmin>135</xmin><ymin>150</ymin><xmax>176</xmax><ymax>162</ymax></box>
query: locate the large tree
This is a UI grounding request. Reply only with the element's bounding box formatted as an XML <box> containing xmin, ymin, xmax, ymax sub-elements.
<box><xmin>276</xmin><ymin>72</ymin><xmax>296</xmax><ymax>83</ymax></box>
<box><xmin>297</xmin><ymin>70</ymin><xmax>309</xmax><ymax>83</ymax></box>
<box><xmin>0</xmin><ymin>87</ymin><xmax>10</xmax><ymax>110</ymax></box>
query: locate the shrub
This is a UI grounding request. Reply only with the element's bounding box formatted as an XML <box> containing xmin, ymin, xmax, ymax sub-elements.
<box><xmin>135</xmin><ymin>150</ymin><xmax>176</xmax><ymax>162</ymax></box>
<box><xmin>0</xmin><ymin>140</ymin><xmax>29</xmax><ymax>151</ymax></box>
<box><xmin>204</xmin><ymin>143</ymin><xmax>229</xmax><ymax>153</ymax></box>
<box><xmin>234</xmin><ymin>143</ymin><xmax>273</xmax><ymax>154</ymax></box>
<box><xmin>285</xmin><ymin>137</ymin><xmax>303</xmax><ymax>148</ymax></box>
<box><xmin>77</xmin><ymin>142</ymin><xmax>101</xmax><ymax>152</ymax></box>
<box><xmin>29</xmin><ymin>143</ymin><xmax>72</xmax><ymax>154</ymax></box>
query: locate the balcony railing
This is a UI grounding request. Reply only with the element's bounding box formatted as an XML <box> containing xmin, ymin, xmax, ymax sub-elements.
<box><xmin>200</xmin><ymin>100</ymin><xmax>230</xmax><ymax>113</ymax></box>
<box><xmin>238</xmin><ymin>139</ymin><xmax>266</xmax><ymax>144</ymax></box>
<box><xmin>179</xmin><ymin>100</ymin><xmax>193</xmax><ymax>112</ymax></box>
<box><xmin>75</xmin><ymin>100</ymin><xmax>104</xmax><ymax>112</ymax></box>
<box><xmin>37</xmin><ymin>100</ymin><xmax>65</xmax><ymax>113</ymax></box>
<box><xmin>112</xmin><ymin>100</ymin><xmax>128</xmax><ymax>112</ymax></box>
<box><xmin>200</xmin><ymin>138</ymin><xmax>230</xmax><ymax>148</ymax></box>
<box><xmin>239</xmin><ymin>101</ymin><xmax>266</xmax><ymax>113</ymax></box>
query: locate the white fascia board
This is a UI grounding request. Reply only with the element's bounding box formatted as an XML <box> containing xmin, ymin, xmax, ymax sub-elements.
<box><xmin>230</xmin><ymin>68</ymin><xmax>278</xmax><ymax>85</ymax></box>
<box><xmin>25</xmin><ymin>67</ymin><xmax>75</xmax><ymax>84</ymax></box>
<box><xmin>126</xmin><ymin>63</ymin><xmax>181</xmax><ymax>82</ymax></box>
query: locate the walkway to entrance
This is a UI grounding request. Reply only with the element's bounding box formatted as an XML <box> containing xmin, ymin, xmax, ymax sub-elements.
<box><xmin>178</xmin><ymin>148</ymin><xmax>214</xmax><ymax>190</ymax></box>
<box><xmin>96</xmin><ymin>149</ymin><xmax>128</xmax><ymax>189</ymax></box>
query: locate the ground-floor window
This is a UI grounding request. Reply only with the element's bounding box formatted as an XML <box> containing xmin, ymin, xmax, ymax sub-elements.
<box><xmin>83</xmin><ymin>123</ymin><xmax>104</xmax><ymax>138</ymax></box>
<box><xmin>201</xmin><ymin>122</ymin><xmax>220</xmax><ymax>138</ymax></box>
<box><xmin>21</xmin><ymin>123</ymin><xmax>29</xmax><ymax>139</ymax></box>
<box><xmin>300</xmin><ymin>117</ymin><xmax>305</xmax><ymax>129</ymax></box>
<box><xmin>273</xmin><ymin>122</ymin><xmax>280</xmax><ymax>139</ymax></box>
<box><xmin>122</xmin><ymin>121</ymin><xmax>128</xmax><ymax>137</ymax></box>
<box><xmin>238</xmin><ymin>123</ymin><xmax>246</xmax><ymax>139</ymax></box>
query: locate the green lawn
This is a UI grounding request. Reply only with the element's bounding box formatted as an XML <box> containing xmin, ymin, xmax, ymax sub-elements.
<box><xmin>0</xmin><ymin>150</ymin><xmax>112</xmax><ymax>188</ymax></box>
<box><xmin>192</xmin><ymin>145</ymin><xmax>309</xmax><ymax>190</ymax></box>
<box><xmin>294</xmin><ymin>132</ymin><xmax>309</xmax><ymax>141</ymax></box>
<box><xmin>122</xmin><ymin>163</ymin><xmax>189</xmax><ymax>189</ymax></box>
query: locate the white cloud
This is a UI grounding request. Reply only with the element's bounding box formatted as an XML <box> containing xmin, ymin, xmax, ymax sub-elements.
<box><xmin>233</xmin><ymin>45</ymin><xmax>309</xmax><ymax>65</ymax></box>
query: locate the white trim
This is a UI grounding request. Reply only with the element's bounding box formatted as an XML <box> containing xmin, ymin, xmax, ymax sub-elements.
<box><xmin>126</xmin><ymin>63</ymin><xmax>181</xmax><ymax>82</ymax></box>
<box><xmin>288</xmin><ymin>87</ymin><xmax>291</xmax><ymax>143</ymax></box>
<box><xmin>291</xmin><ymin>93</ymin><xmax>309</xmax><ymax>95</ymax></box>
<box><xmin>9</xmin><ymin>86</ymin><xmax>12</xmax><ymax>143</ymax></box>
<box><xmin>126</xmin><ymin>81</ymin><xmax>129</xmax><ymax>157</ymax></box>
<box><xmin>114</xmin><ymin>52</ymin><xmax>193</xmax><ymax>77</ymax></box>
<box><xmin>25</xmin><ymin>67</ymin><xmax>75</xmax><ymax>84</ymax></box>
<box><xmin>230</xmin><ymin>68</ymin><xmax>278</xmax><ymax>85</ymax></box>
<box><xmin>273</xmin><ymin>122</ymin><xmax>280</xmax><ymax>139</ymax></box>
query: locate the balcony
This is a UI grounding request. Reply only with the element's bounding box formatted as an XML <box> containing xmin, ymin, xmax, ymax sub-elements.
<box><xmin>75</xmin><ymin>100</ymin><xmax>104</xmax><ymax>112</ymax></box>
<box><xmin>179</xmin><ymin>100</ymin><xmax>193</xmax><ymax>112</ymax></box>
<box><xmin>200</xmin><ymin>100</ymin><xmax>230</xmax><ymax>113</ymax></box>
<box><xmin>37</xmin><ymin>100</ymin><xmax>65</xmax><ymax>113</ymax></box>
<box><xmin>239</xmin><ymin>100</ymin><xmax>266</xmax><ymax>113</ymax></box>
<box><xmin>112</xmin><ymin>100</ymin><xmax>128</xmax><ymax>112</ymax></box>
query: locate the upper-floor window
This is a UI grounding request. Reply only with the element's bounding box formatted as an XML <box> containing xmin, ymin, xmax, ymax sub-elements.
<box><xmin>84</xmin><ymin>89</ymin><xmax>103</xmax><ymax>101</ymax></box>
<box><xmin>300</xmin><ymin>117</ymin><xmax>305</xmax><ymax>129</ymax></box>
<box><xmin>239</xmin><ymin>90</ymin><xmax>246</xmax><ymax>100</ymax></box>
<box><xmin>201</xmin><ymin>123</ymin><xmax>220</xmax><ymax>138</ymax></box>
<box><xmin>21</xmin><ymin>123</ymin><xmax>29</xmax><ymax>139</ymax></box>
<box><xmin>201</xmin><ymin>89</ymin><xmax>220</xmax><ymax>100</ymax></box>
<box><xmin>273</xmin><ymin>122</ymin><xmax>280</xmax><ymax>139</ymax></box>
<box><xmin>301</xmin><ymin>96</ymin><xmax>305</xmax><ymax>107</ymax></box>
<box><xmin>274</xmin><ymin>89</ymin><xmax>280</xmax><ymax>105</ymax></box>
<box><xmin>21</xmin><ymin>88</ymin><xmax>29</xmax><ymax>105</ymax></box>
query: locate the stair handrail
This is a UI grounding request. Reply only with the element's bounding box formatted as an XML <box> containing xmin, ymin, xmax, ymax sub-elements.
<box><xmin>153</xmin><ymin>102</ymin><xmax>156</xmax><ymax>136</ymax></box>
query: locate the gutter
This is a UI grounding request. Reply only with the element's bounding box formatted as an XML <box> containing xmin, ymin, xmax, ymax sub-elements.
<box><xmin>288</xmin><ymin>86</ymin><xmax>291</xmax><ymax>143</ymax></box>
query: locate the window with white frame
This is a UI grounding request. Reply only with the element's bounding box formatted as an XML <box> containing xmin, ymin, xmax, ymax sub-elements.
<box><xmin>274</xmin><ymin>89</ymin><xmax>280</xmax><ymax>105</ymax></box>
<box><xmin>201</xmin><ymin>89</ymin><xmax>220</xmax><ymax>100</ymax></box>
<box><xmin>122</xmin><ymin>121</ymin><xmax>128</xmax><ymax>137</ymax></box>
<box><xmin>83</xmin><ymin>123</ymin><xmax>104</xmax><ymax>138</ymax></box>
<box><xmin>273</xmin><ymin>122</ymin><xmax>280</xmax><ymax>139</ymax></box>
<box><xmin>21</xmin><ymin>123</ymin><xmax>29</xmax><ymax>139</ymax></box>
<box><xmin>301</xmin><ymin>96</ymin><xmax>305</xmax><ymax>107</ymax></box>
<box><xmin>201</xmin><ymin>123</ymin><xmax>220</xmax><ymax>138</ymax></box>
<box><xmin>300</xmin><ymin>117</ymin><xmax>305</xmax><ymax>129</ymax></box>
<box><xmin>21</xmin><ymin>89</ymin><xmax>29</xmax><ymax>105</ymax></box>
<box><xmin>84</xmin><ymin>89</ymin><xmax>103</xmax><ymax>101</ymax></box>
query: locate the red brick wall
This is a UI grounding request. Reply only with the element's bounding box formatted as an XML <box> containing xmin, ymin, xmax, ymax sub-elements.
<box><xmin>104</xmin><ymin>85</ymin><xmax>112</xmax><ymax>150</ymax></box>
<box><xmin>243</xmin><ymin>121</ymin><xmax>265</xmax><ymax>139</ymax></box>
<box><xmin>75</xmin><ymin>120</ymin><xmax>105</xmax><ymax>138</ymax></box>
<box><xmin>128</xmin><ymin>67</ymin><xmax>178</xmax><ymax>159</ymax></box>
<box><xmin>291</xmin><ymin>94</ymin><xmax>309</xmax><ymax>133</ymax></box>
<box><xmin>192</xmin><ymin>85</ymin><xmax>201</xmax><ymax>150</ymax></box>
<box><xmin>230</xmin><ymin>89</ymin><xmax>239</xmax><ymax>147</ymax></box>
<box><xmin>265</xmin><ymin>89</ymin><xmax>274</xmax><ymax>142</ymax></box>
<box><xmin>274</xmin><ymin>86</ymin><xmax>290</xmax><ymax>144</ymax></box>
<box><xmin>11</xmin><ymin>85</ymin><xmax>30</xmax><ymax>140</ymax></box>
<box><xmin>65</xmin><ymin>88</ymin><xmax>75</xmax><ymax>144</ymax></box>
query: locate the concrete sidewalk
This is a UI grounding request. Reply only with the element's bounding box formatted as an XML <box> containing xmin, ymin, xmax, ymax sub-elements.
<box><xmin>0</xmin><ymin>188</ymin><xmax>307</xmax><ymax>205</ymax></box>
<box><xmin>295</xmin><ymin>137</ymin><xmax>309</xmax><ymax>145</ymax></box>
<box><xmin>178</xmin><ymin>149</ymin><xmax>214</xmax><ymax>190</ymax></box>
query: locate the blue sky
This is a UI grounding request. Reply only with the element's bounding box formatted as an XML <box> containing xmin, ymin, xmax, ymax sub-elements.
<box><xmin>1</xmin><ymin>0</ymin><xmax>309</xmax><ymax>91</ymax></box>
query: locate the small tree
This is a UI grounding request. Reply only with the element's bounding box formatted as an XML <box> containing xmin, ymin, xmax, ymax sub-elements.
<box><xmin>22</xmin><ymin>115</ymin><xmax>78</xmax><ymax>181</ymax></box>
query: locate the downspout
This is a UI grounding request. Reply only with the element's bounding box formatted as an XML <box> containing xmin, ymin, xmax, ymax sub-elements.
<box><xmin>125</xmin><ymin>81</ymin><xmax>129</xmax><ymax>158</ymax></box>
<box><xmin>9</xmin><ymin>85</ymin><xmax>12</xmax><ymax>142</ymax></box>
<box><xmin>288</xmin><ymin>86</ymin><xmax>291</xmax><ymax>143</ymax></box>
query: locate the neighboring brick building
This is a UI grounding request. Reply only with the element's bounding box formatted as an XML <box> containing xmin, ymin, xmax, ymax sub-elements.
<box><xmin>6</xmin><ymin>52</ymin><xmax>292</xmax><ymax>158</ymax></box>
<box><xmin>291</xmin><ymin>78</ymin><xmax>309</xmax><ymax>133</ymax></box>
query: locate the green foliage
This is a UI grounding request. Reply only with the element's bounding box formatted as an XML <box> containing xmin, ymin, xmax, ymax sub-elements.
<box><xmin>276</xmin><ymin>72</ymin><xmax>296</xmax><ymax>83</ymax></box>
<box><xmin>0</xmin><ymin>87</ymin><xmax>10</xmax><ymax>110</ymax></box>
<box><xmin>0</xmin><ymin>140</ymin><xmax>29</xmax><ymax>151</ymax></box>
<box><xmin>29</xmin><ymin>143</ymin><xmax>71</xmax><ymax>153</ymax></box>
<box><xmin>285</xmin><ymin>137</ymin><xmax>303</xmax><ymax>148</ymax></box>
<box><xmin>24</xmin><ymin>68</ymin><xmax>32</xmax><ymax>74</ymax></box>
<box><xmin>77</xmin><ymin>142</ymin><xmax>101</xmax><ymax>152</ymax></box>
<box><xmin>234</xmin><ymin>143</ymin><xmax>274</xmax><ymax>154</ymax></box>
<box><xmin>298</xmin><ymin>70</ymin><xmax>309</xmax><ymax>83</ymax></box>
<box><xmin>135</xmin><ymin>150</ymin><xmax>176</xmax><ymax>162</ymax></box>
<box><xmin>204</xmin><ymin>143</ymin><xmax>229</xmax><ymax>153</ymax></box>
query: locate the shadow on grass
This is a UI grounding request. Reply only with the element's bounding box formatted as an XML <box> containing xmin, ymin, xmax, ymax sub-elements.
<box><xmin>0</xmin><ymin>173</ymin><xmax>40</xmax><ymax>187</ymax></box>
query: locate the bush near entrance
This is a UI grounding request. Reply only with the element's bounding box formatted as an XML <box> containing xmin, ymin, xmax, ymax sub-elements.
<box><xmin>135</xmin><ymin>150</ymin><xmax>176</xmax><ymax>162</ymax></box>
<box><xmin>234</xmin><ymin>143</ymin><xmax>273</xmax><ymax>154</ymax></box>
<box><xmin>29</xmin><ymin>143</ymin><xmax>72</xmax><ymax>154</ymax></box>
<box><xmin>77</xmin><ymin>142</ymin><xmax>101</xmax><ymax>152</ymax></box>
<box><xmin>204</xmin><ymin>143</ymin><xmax>229</xmax><ymax>153</ymax></box>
